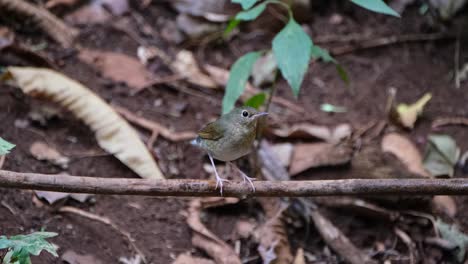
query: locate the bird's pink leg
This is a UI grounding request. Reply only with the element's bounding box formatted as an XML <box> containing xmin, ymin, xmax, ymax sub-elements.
<box><xmin>228</xmin><ymin>162</ymin><xmax>256</xmax><ymax>192</ymax></box>
<box><xmin>208</xmin><ymin>154</ymin><xmax>229</xmax><ymax>195</ymax></box>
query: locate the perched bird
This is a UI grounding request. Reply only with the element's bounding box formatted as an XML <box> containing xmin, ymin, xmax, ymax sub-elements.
<box><xmin>192</xmin><ymin>107</ymin><xmax>268</xmax><ymax>194</ymax></box>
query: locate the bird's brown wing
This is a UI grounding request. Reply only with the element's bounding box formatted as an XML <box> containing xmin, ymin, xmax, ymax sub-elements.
<box><xmin>197</xmin><ymin>121</ymin><xmax>224</xmax><ymax>140</ymax></box>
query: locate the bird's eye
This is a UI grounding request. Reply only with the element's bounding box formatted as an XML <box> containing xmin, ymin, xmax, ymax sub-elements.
<box><xmin>242</xmin><ymin>110</ymin><xmax>249</xmax><ymax>117</ymax></box>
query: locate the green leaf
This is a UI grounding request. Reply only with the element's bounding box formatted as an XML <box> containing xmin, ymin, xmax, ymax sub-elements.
<box><xmin>224</xmin><ymin>19</ymin><xmax>241</xmax><ymax>37</ymax></box>
<box><xmin>244</xmin><ymin>92</ymin><xmax>267</xmax><ymax>109</ymax></box>
<box><xmin>272</xmin><ymin>18</ymin><xmax>312</xmax><ymax>97</ymax></box>
<box><xmin>223</xmin><ymin>51</ymin><xmax>262</xmax><ymax>114</ymax></box>
<box><xmin>0</xmin><ymin>231</ymin><xmax>58</xmax><ymax>264</ymax></box>
<box><xmin>336</xmin><ymin>64</ymin><xmax>349</xmax><ymax>85</ymax></box>
<box><xmin>423</xmin><ymin>134</ymin><xmax>460</xmax><ymax>177</ymax></box>
<box><xmin>435</xmin><ymin>219</ymin><xmax>468</xmax><ymax>262</ymax></box>
<box><xmin>350</xmin><ymin>0</ymin><xmax>400</xmax><ymax>17</ymax></box>
<box><xmin>311</xmin><ymin>45</ymin><xmax>336</xmax><ymax>63</ymax></box>
<box><xmin>232</xmin><ymin>0</ymin><xmax>258</xmax><ymax>10</ymax></box>
<box><xmin>0</xmin><ymin>137</ymin><xmax>15</xmax><ymax>156</ymax></box>
<box><xmin>235</xmin><ymin>1</ymin><xmax>268</xmax><ymax>21</ymax></box>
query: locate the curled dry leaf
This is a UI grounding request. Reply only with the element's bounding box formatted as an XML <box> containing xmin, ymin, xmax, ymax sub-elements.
<box><xmin>29</xmin><ymin>141</ymin><xmax>70</xmax><ymax>169</ymax></box>
<box><xmin>269</xmin><ymin>143</ymin><xmax>294</xmax><ymax>167</ymax></box>
<box><xmin>3</xmin><ymin>67</ymin><xmax>164</xmax><ymax>179</ymax></box>
<box><xmin>187</xmin><ymin>199</ymin><xmax>241</xmax><ymax>264</ymax></box>
<box><xmin>432</xmin><ymin>195</ymin><xmax>457</xmax><ymax>217</ymax></box>
<box><xmin>78</xmin><ymin>48</ymin><xmax>155</xmax><ymax>89</ymax></box>
<box><xmin>381</xmin><ymin>133</ymin><xmax>430</xmax><ymax>177</ymax></box>
<box><xmin>172</xmin><ymin>50</ymin><xmax>218</xmax><ymax>89</ymax></box>
<box><xmin>289</xmin><ymin>142</ymin><xmax>353</xmax><ymax>176</ymax></box>
<box><xmin>64</xmin><ymin>0</ymin><xmax>129</xmax><ymax>24</ymax></box>
<box><xmin>293</xmin><ymin>248</ymin><xmax>305</xmax><ymax>264</ymax></box>
<box><xmin>252</xmin><ymin>51</ymin><xmax>277</xmax><ymax>87</ymax></box>
<box><xmin>269</xmin><ymin>123</ymin><xmax>352</xmax><ymax>143</ymax></box>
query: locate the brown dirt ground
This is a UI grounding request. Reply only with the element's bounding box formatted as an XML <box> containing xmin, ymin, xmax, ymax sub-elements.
<box><xmin>1</xmin><ymin>1</ymin><xmax>468</xmax><ymax>263</ymax></box>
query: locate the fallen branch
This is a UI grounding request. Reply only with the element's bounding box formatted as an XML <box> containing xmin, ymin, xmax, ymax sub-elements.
<box><xmin>1</xmin><ymin>170</ymin><xmax>468</xmax><ymax>197</ymax></box>
<box><xmin>328</xmin><ymin>33</ymin><xmax>454</xmax><ymax>56</ymax></box>
<box><xmin>0</xmin><ymin>0</ymin><xmax>78</xmax><ymax>47</ymax></box>
<box><xmin>114</xmin><ymin>106</ymin><xmax>197</xmax><ymax>142</ymax></box>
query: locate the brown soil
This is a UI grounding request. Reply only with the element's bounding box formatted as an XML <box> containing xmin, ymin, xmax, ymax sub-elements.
<box><xmin>1</xmin><ymin>1</ymin><xmax>468</xmax><ymax>264</ymax></box>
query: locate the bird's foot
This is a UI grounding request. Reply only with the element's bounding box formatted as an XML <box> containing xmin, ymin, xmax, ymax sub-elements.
<box><xmin>215</xmin><ymin>175</ymin><xmax>230</xmax><ymax>195</ymax></box>
<box><xmin>239</xmin><ymin>170</ymin><xmax>256</xmax><ymax>192</ymax></box>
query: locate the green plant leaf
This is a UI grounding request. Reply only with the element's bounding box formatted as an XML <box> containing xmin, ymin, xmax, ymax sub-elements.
<box><xmin>423</xmin><ymin>134</ymin><xmax>460</xmax><ymax>177</ymax></box>
<box><xmin>235</xmin><ymin>1</ymin><xmax>268</xmax><ymax>21</ymax></box>
<box><xmin>244</xmin><ymin>92</ymin><xmax>267</xmax><ymax>109</ymax></box>
<box><xmin>350</xmin><ymin>0</ymin><xmax>400</xmax><ymax>17</ymax></box>
<box><xmin>272</xmin><ymin>18</ymin><xmax>312</xmax><ymax>97</ymax></box>
<box><xmin>0</xmin><ymin>231</ymin><xmax>58</xmax><ymax>264</ymax></box>
<box><xmin>223</xmin><ymin>51</ymin><xmax>262</xmax><ymax>114</ymax></box>
<box><xmin>435</xmin><ymin>219</ymin><xmax>468</xmax><ymax>262</ymax></box>
<box><xmin>224</xmin><ymin>19</ymin><xmax>241</xmax><ymax>37</ymax></box>
<box><xmin>233</xmin><ymin>0</ymin><xmax>258</xmax><ymax>10</ymax></box>
<box><xmin>311</xmin><ymin>45</ymin><xmax>336</xmax><ymax>63</ymax></box>
<box><xmin>336</xmin><ymin>64</ymin><xmax>349</xmax><ymax>85</ymax></box>
<box><xmin>0</xmin><ymin>137</ymin><xmax>15</xmax><ymax>156</ymax></box>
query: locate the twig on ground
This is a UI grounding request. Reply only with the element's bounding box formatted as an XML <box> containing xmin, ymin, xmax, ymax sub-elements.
<box><xmin>310</xmin><ymin>208</ymin><xmax>375</xmax><ymax>264</ymax></box>
<box><xmin>0</xmin><ymin>0</ymin><xmax>78</xmax><ymax>47</ymax></box>
<box><xmin>394</xmin><ymin>227</ymin><xmax>418</xmax><ymax>264</ymax></box>
<box><xmin>1</xmin><ymin>200</ymin><xmax>17</xmax><ymax>216</ymax></box>
<box><xmin>0</xmin><ymin>156</ymin><xmax>5</xmax><ymax>170</ymax></box>
<box><xmin>58</xmin><ymin>206</ymin><xmax>147</xmax><ymax>263</ymax></box>
<box><xmin>328</xmin><ymin>33</ymin><xmax>454</xmax><ymax>56</ymax></box>
<box><xmin>454</xmin><ymin>32</ymin><xmax>461</xmax><ymax>89</ymax></box>
<box><xmin>432</xmin><ymin>117</ymin><xmax>468</xmax><ymax>129</ymax></box>
<box><xmin>113</xmin><ymin>106</ymin><xmax>197</xmax><ymax>143</ymax></box>
<box><xmin>2</xmin><ymin>170</ymin><xmax>468</xmax><ymax>197</ymax></box>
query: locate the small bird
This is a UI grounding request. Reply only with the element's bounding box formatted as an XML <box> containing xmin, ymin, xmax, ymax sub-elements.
<box><xmin>192</xmin><ymin>107</ymin><xmax>268</xmax><ymax>194</ymax></box>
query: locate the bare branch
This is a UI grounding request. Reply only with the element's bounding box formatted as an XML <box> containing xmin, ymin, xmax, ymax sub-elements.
<box><xmin>1</xmin><ymin>170</ymin><xmax>468</xmax><ymax>197</ymax></box>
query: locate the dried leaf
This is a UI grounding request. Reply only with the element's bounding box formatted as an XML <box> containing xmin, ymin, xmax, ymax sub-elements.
<box><xmin>269</xmin><ymin>123</ymin><xmax>352</xmax><ymax>143</ymax></box>
<box><xmin>176</xmin><ymin>14</ymin><xmax>221</xmax><ymax>39</ymax></box>
<box><xmin>0</xmin><ymin>26</ymin><xmax>14</xmax><ymax>49</ymax></box>
<box><xmin>171</xmin><ymin>0</ymin><xmax>238</xmax><ymax>22</ymax></box>
<box><xmin>432</xmin><ymin>195</ymin><xmax>457</xmax><ymax>217</ymax></box>
<box><xmin>255</xmin><ymin>198</ymin><xmax>293</xmax><ymax>264</ymax></box>
<box><xmin>64</xmin><ymin>0</ymin><xmax>128</xmax><ymax>24</ymax></box>
<box><xmin>62</xmin><ymin>250</ymin><xmax>104</xmax><ymax>264</ymax></box>
<box><xmin>395</xmin><ymin>93</ymin><xmax>432</xmax><ymax>129</ymax></box>
<box><xmin>423</xmin><ymin>134</ymin><xmax>460</xmax><ymax>177</ymax></box>
<box><xmin>172</xmin><ymin>50</ymin><xmax>218</xmax><ymax>89</ymax></box>
<box><xmin>187</xmin><ymin>199</ymin><xmax>241</xmax><ymax>264</ymax></box>
<box><xmin>78</xmin><ymin>48</ymin><xmax>154</xmax><ymax>89</ymax></box>
<box><xmin>172</xmin><ymin>253</ymin><xmax>215</xmax><ymax>264</ymax></box>
<box><xmin>290</xmin><ymin>143</ymin><xmax>352</xmax><ymax>176</ymax></box>
<box><xmin>235</xmin><ymin>219</ymin><xmax>256</xmax><ymax>239</ymax></box>
<box><xmin>252</xmin><ymin>51</ymin><xmax>277</xmax><ymax>87</ymax></box>
<box><xmin>3</xmin><ymin>67</ymin><xmax>164</xmax><ymax>179</ymax></box>
<box><xmin>269</xmin><ymin>143</ymin><xmax>293</xmax><ymax>167</ymax></box>
<box><xmin>381</xmin><ymin>133</ymin><xmax>430</xmax><ymax>177</ymax></box>
<box><xmin>29</xmin><ymin>141</ymin><xmax>70</xmax><ymax>169</ymax></box>
<box><xmin>435</xmin><ymin>219</ymin><xmax>468</xmax><ymax>262</ymax></box>
<box><xmin>293</xmin><ymin>248</ymin><xmax>305</xmax><ymax>264</ymax></box>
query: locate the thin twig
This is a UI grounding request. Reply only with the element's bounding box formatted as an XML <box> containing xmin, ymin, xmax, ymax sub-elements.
<box><xmin>329</xmin><ymin>33</ymin><xmax>454</xmax><ymax>56</ymax></box>
<box><xmin>432</xmin><ymin>116</ymin><xmax>468</xmax><ymax>129</ymax></box>
<box><xmin>454</xmin><ymin>33</ymin><xmax>461</xmax><ymax>89</ymax></box>
<box><xmin>113</xmin><ymin>105</ymin><xmax>197</xmax><ymax>142</ymax></box>
<box><xmin>58</xmin><ymin>206</ymin><xmax>147</xmax><ymax>263</ymax></box>
<box><xmin>2</xmin><ymin>170</ymin><xmax>468</xmax><ymax>197</ymax></box>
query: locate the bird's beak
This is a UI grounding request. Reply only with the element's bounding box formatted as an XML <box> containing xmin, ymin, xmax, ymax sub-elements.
<box><xmin>252</xmin><ymin>112</ymin><xmax>268</xmax><ymax>119</ymax></box>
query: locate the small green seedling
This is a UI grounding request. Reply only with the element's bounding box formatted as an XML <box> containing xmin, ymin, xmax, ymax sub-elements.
<box><xmin>0</xmin><ymin>231</ymin><xmax>58</xmax><ymax>264</ymax></box>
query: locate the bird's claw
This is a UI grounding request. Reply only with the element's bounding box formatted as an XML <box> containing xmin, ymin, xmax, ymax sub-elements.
<box><xmin>215</xmin><ymin>176</ymin><xmax>230</xmax><ymax>195</ymax></box>
<box><xmin>240</xmin><ymin>172</ymin><xmax>256</xmax><ymax>192</ymax></box>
